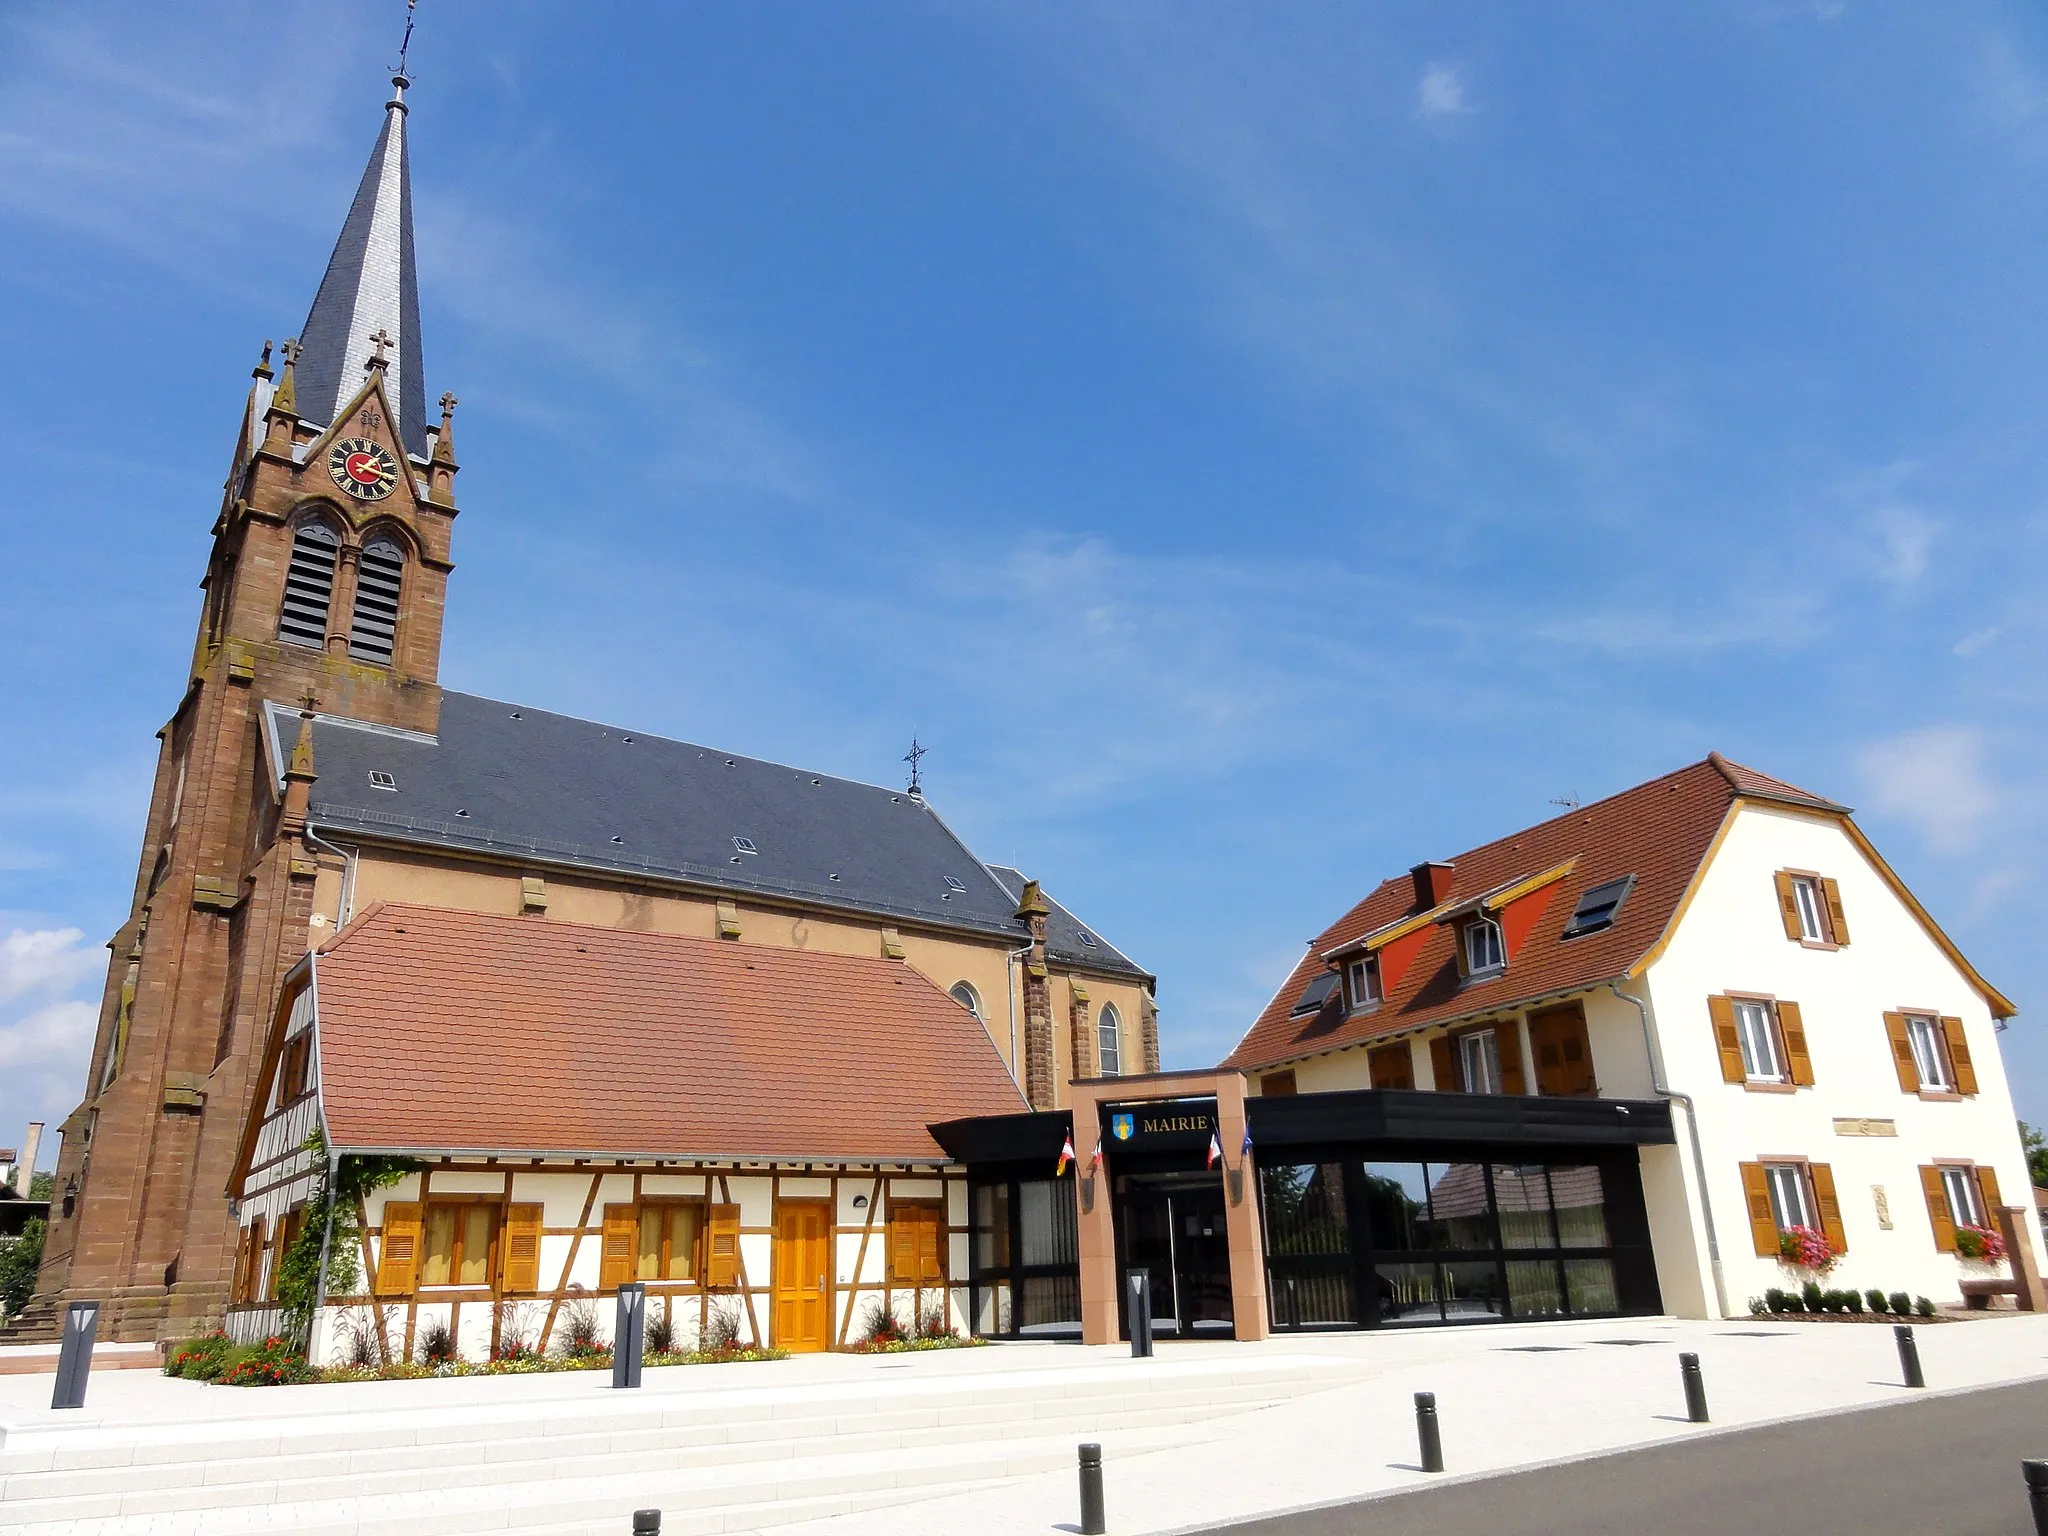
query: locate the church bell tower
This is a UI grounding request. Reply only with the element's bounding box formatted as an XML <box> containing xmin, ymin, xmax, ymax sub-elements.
<box><xmin>23</xmin><ymin>75</ymin><xmax>462</xmax><ymax>1341</ymax></box>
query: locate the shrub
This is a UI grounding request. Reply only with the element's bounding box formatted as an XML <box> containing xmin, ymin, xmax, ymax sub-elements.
<box><xmin>221</xmin><ymin>1336</ymin><xmax>310</xmax><ymax>1387</ymax></box>
<box><xmin>1915</xmin><ymin>1296</ymin><xmax>1936</xmax><ymax>1318</ymax></box>
<box><xmin>1866</xmin><ymin>1289</ymin><xmax>1888</xmax><ymax>1315</ymax></box>
<box><xmin>556</xmin><ymin>1297</ymin><xmax>603</xmax><ymax>1358</ymax></box>
<box><xmin>1763</xmin><ymin>1287</ymin><xmax>1794</xmax><ymax>1314</ymax></box>
<box><xmin>1842</xmin><ymin>1290</ymin><xmax>1864</xmax><ymax>1316</ymax></box>
<box><xmin>416</xmin><ymin>1316</ymin><xmax>456</xmax><ymax>1364</ymax></box>
<box><xmin>1801</xmin><ymin>1280</ymin><xmax>1825</xmax><ymax>1313</ymax></box>
<box><xmin>0</xmin><ymin>1217</ymin><xmax>46</xmax><ymax>1322</ymax></box>
<box><xmin>1748</xmin><ymin>1296</ymin><xmax>1768</xmax><ymax>1318</ymax></box>
<box><xmin>1888</xmin><ymin>1291</ymin><xmax>1911</xmax><ymax>1316</ymax></box>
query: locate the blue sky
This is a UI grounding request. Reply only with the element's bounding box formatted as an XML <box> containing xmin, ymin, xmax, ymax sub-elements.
<box><xmin>4</xmin><ymin>2</ymin><xmax>2048</xmax><ymax>1168</ymax></box>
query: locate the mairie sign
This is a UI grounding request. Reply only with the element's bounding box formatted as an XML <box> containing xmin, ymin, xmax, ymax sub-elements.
<box><xmin>1099</xmin><ymin>1098</ymin><xmax>1218</xmax><ymax>1151</ymax></box>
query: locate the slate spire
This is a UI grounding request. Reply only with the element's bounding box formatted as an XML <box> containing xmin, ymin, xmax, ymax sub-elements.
<box><xmin>293</xmin><ymin>75</ymin><xmax>427</xmax><ymax>459</ymax></box>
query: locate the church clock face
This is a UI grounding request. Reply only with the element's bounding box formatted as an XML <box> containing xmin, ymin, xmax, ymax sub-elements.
<box><xmin>327</xmin><ymin>436</ymin><xmax>400</xmax><ymax>501</ymax></box>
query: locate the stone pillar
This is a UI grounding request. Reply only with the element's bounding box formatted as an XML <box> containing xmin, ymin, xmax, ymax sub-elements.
<box><xmin>1996</xmin><ymin>1205</ymin><xmax>2048</xmax><ymax>1312</ymax></box>
<box><xmin>1212</xmin><ymin>1074</ymin><xmax>1268</xmax><ymax>1342</ymax></box>
<box><xmin>1015</xmin><ymin>882</ymin><xmax>1056</xmax><ymax>1111</ymax></box>
<box><xmin>1069</xmin><ymin>1079</ymin><xmax>1120</xmax><ymax>1347</ymax></box>
<box><xmin>1139</xmin><ymin>992</ymin><xmax>1162</xmax><ymax>1074</ymax></box>
<box><xmin>1068</xmin><ymin>983</ymin><xmax>1096</xmax><ymax>1083</ymax></box>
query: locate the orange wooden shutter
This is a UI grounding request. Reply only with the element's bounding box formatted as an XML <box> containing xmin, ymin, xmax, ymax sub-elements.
<box><xmin>503</xmin><ymin>1203</ymin><xmax>544</xmax><ymax>1293</ymax></box>
<box><xmin>1261</xmin><ymin>1069</ymin><xmax>1298</xmax><ymax>1096</ymax></box>
<box><xmin>1883</xmin><ymin>1013</ymin><xmax>1919</xmax><ymax>1092</ymax></box>
<box><xmin>920</xmin><ymin>1207</ymin><xmax>943</xmax><ymax>1282</ymax></box>
<box><xmin>1772</xmin><ymin>872</ymin><xmax>1804</xmax><ymax>940</ymax></box>
<box><xmin>1939</xmin><ymin>1017</ymin><xmax>1977</xmax><ymax>1095</ymax></box>
<box><xmin>1708</xmin><ymin>996</ymin><xmax>1745</xmax><ymax>1083</ymax></box>
<box><xmin>1368</xmin><ymin>1044</ymin><xmax>1412</xmax><ymax>1091</ymax></box>
<box><xmin>888</xmin><ymin>1205</ymin><xmax>921</xmax><ymax>1285</ymax></box>
<box><xmin>1820</xmin><ymin>878</ymin><xmax>1850</xmax><ymax>946</ymax></box>
<box><xmin>1975</xmin><ymin>1166</ymin><xmax>2003</xmax><ymax>1222</ymax></box>
<box><xmin>374</xmin><ymin>1202</ymin><xmax>422</xmax><ymax>1296</ymax></box>
<box><xmin>1918</xmin><ymin>1166</ymin><xmax>1956</xmax><ymax>1253</ymax></box>
<box><xmin>1739</xmin><ymin>1163</ymin><xmax>1778</xmax><ymax>1256</ymax></box>
<box><xmin>1809</xmin><ymin>1163</ymin><xmax>1846</xmax><ymax>1254</ymax></box>
<box><xmin>599</xmin><ymin>1203</ymin><xmax>637</xmax><ymax>1289</ymax></box>
<box><xmin>704</xmin><ymin>1204</ymin><xmax>741</xmax><ymax>1287</ymax></box>
<box><xmin>1430</xmin><ymin>1036</ymin><xmax>1459</xmax><ymax>1092</ymax></box>
<box><xmin>1497</xmin><ymin>1028</ymin><xmax>1527</xmax><ymax>1096</ymax></box>
<box><xmin>1776</xmin><ymin>1002</ymin><xmax>1814</xmax><ymax>1086</ymax></box>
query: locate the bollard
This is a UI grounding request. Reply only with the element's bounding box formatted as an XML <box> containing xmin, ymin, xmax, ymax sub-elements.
<box><xmin>613</xmin><ymin>1283</ymin><xmax>646</xmax><ymax>1390</ymax></box>
<box><xmin>1894</xmin><ymin>1323</ymin><xmax>1925</xmax><ymax>1389</ymax></box>
<box><xmin>2023</xmin><ymin>1459</ymin><xmax>2048</xmax><ymax>1536</ymax></box>
<box><xmin>51</xmin><ymin>1300</ymin><xmax>100</xmax><ymax>1411</ymax></box>
<box><xmin>1078</xmin><ymin>1442</ymin><xmax>1106</xmax><ymax>1536</ymax></box>
<box><xmin>1679</xmin><ymin>1352</ymin><xmax>1709</xmax><ymax>1423</ymax></box>
<box><xmin>1414</xmin><ymin>1391</ymin><xmax>1444</xmax><ymax>1474</ymax></box>
<box><xmin>1125</xmin><ymin>1268</ymin><xmax>1154</xmax><ymax>1359</ymax></box>
<box><xmin>632</xmin><ymin>1510</ymin><xmax>661</xmax><ymax>1535</ymax></box>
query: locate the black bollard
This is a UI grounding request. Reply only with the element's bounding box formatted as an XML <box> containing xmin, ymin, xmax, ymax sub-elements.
<box><xmin>1078</xmin><ymin>1442</ymin><xmax>1106</xmax><ymax>1535</ymax></box>
<box><xmin>1679</xmin><ymin>1352</ymin><xmax>1709</xmax><ymax>1423</ymax></box>
<box><xmin>613</xmin><ymin>1283</ymin><xmax>646</xmax><ymax>1390</ymax></box>
<box><xmin>1415</xmin><ymin>1391</ymin><xmax>1444</xmax><ymax>1474</ymax></box>
<box><xmin>1894</xmin><ymin>1323</ymin><xmax>1925</xmax><ymax>1389</ymax></box>
<box><xmin>51</xmin><ymin>1300</ymin><xmax>100</xmax><ymax>1411</ymax></box>
<box><xmin>2024</xmin><ymin>1459</ymin><xmax>2048</xmax><ymax>1536</ymax></box>
<box><xmin>632</xmin><ymin>1511</ymin><xmax>661</xmax><ymax>1535</ymax></box>
<box><xmin>1125</xmin><ymin>1268</ymin><xmax>1154</xmax><ymax>1359</ymax></box>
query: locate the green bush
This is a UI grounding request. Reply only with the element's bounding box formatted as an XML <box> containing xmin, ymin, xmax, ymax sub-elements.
<box><xmin>1888</xmin><ymin>1291</ymin><xmax>1911</xmax><ymax>1316</ymax></box>
<box><xmin>1915</xmin><ymin>1296</ymin><xmax>1936</xmax><ymax>1318</ymax></box>
<box><xmin>1841</xmin><ymin>1290</ymin><xmax>1864</xmax><ymax>1315</ymax></box>
<box><xmin>1865</xmin><ymin>1289</ymin><xmax>1888</xmax><ymax>1314</ymax></box>
<box><xmin>165</xmin><ymin>1331</ymin><xmax>236</xmax><ymax>1380</ymax></box>
<box><xmin>0</xmin><ymin>1217</ymin><xmax>43</xmax><ymax>1320</ymax></box>
<box><xmin>1800</xmin><ymin>1280</ymin><xmax>1825</xmax><ymax>1312</ymax></box>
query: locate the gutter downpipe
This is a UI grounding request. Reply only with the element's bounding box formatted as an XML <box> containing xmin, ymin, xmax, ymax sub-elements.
<box><xmin>1004</xmin><ymin>939</ymin><xmax>1034</xmax><ymax>1094</ymax></box>
<box><xmin>1607</xmin><ymin>977</ymin><xmax>1729</xmax><ymax>1321</ymax></box>
<box><xmin>303</xmin><ymin>827</ymin><xmax>357</xmax><ymax>930</ymax></box>
<box><xmin>305</xmin><ymin>949</ymin><xmax>342</xmax><ymax>1362</ymax></box>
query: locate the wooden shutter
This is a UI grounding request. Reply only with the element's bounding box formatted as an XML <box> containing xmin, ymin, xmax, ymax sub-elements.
<box><xmin>1368</xmin><ymin>1043</ymin><xmax>1413</xmax><ymax>1091</ymax></box>
<box><xmin>503</xmin><ymin>1203</ymin><xmax>544</xmax><ymax>1293</ymax></box>
<box><xmin>374</xmin><ymin>1202</ymin><xmax>422</xmax><ymax>1296</ymax></box>
<box><xmin>1739</xmin><ymin>1163</ymin><xmax>1778</xmax><ymax>1256</ymax></box>
<box><xmin>1809</xmin><ymin>1163</ymin><xmax>1846</xmax><ymax>1254</ymax></box>
<box><xmin>1975</xmin><ymin>1166</ymin><xmax>2003</xmax><ymax>1222</ymax></box>
<box><xmin>1708</xmin><ymin>996</ymin><xmax>1745</xmax><ymax>1083</ymax></box>
<box><xmin>1884</xmin><ymin>1013</ymin><xmax>1919</xmax><ymax>1092</ymax></box>
<box><xmin>1777</xmin><ymin>1001</ymin><xmax>1814</xmax><ymax>1086</ymax></box>
<box><xmin>233</xmin><ymin>1217</ymin><xmax>262</xmax><ymax>1304</ymax></box>
<box><xmin>1773</xmin><ymin>871</ymin><xmax>1804</xmax><ymax>940</ymax></box>
<box><xmin>1430</xmin><ymin>1035</ymin><xmax>1459</xmax><ymax>1093</ymax></box>
<box><xmin>887</xmin><ymin>1205</ymin><xmax>917</xmax><ymax>1284</ymax></box>
<box><xmin>1939</xmin><ymin>1017</ymin><xmax>1977</xmax><ymax>1095</ymax></box>
<box><xmin>704</xmin><ymin>1203</ymin><xmax>741</xmax><ymax>1288</ymax></box>
<box><xmin>1497</xmin><ymin>1028</ymin><xmax>1527</xmax><ymax>1096</ymax></box>
<box><xmin>1919</xmin><ymin>1166</ymin><xmax>1956</xmax><ymax>1253</ymax></box>
<box><xmin>920</xmin><ymin>1208</ymin><xmax>943</xmax><ymax>1282</ymax></box>
<box><xmin>599</xmin><ymin>1203</ymin><xmax>637</xmax><ymax>1289</ymax></box>
<box><xmin>1820</xmin><ymin>878</ymin><xmax>1850</xmax><ymax>946</ymax></box>
<box><xmin>1260</xmin><ymin>1069</ymin><xmax>1298</xmax><ymax>1096</ymax></box>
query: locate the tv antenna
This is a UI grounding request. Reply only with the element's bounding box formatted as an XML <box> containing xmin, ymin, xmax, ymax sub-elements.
<box><xmin>1549</xmin><ymin>794</ymin><xmax>1582</xmax><ymax>811</ymax></box>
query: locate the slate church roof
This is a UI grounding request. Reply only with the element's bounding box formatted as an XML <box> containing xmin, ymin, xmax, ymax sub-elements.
<box><xmin>261</xmin><ymin>693</ymin><xmax>1148</xmax><ymax>980</ymax></box>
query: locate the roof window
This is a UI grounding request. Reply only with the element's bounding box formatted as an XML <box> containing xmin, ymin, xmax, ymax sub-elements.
<box><xmin>1563</xmin><ymin>876</ymin><xmax>1635</xmax><ymax>939</ymax></box>
<box><xmin>1291</xmin><ymin>971</ymin><xmax>1340</xmax><ymax>1016</ymax></box>
<box><xmin>944</xmin><ymin>875</ymin><xmax>967</xmax><ymax>893</ymax></box>
<box><xmin>732</xmin><ymin>836</ymin><xmax>759</xmax><ymax>856</ymax></box>
<box><xmin>1077</xmin><ymin>931</ymin><xmax>1098</xmax><ymax>947</ymax></box>
<box><xmin>367</xmin><ymin>771</ymin><xmax>396</xmax><ymax>791</ymax></box>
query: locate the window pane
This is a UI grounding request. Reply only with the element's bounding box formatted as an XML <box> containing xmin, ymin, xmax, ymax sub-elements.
<box><xmin>973</xmin><ymin>1183</ymin><xmax>1011</xmax><ymax>1271</ymax></box>
<box><xmin>1793</xmin><ymin>879</ymin><xmax>1823</xmax><ymax>941</ymax></box>
<box><xmin>1505</xmin><ymin>1259</ymin><xmax>1565</xmax><ymax>1318</ymax></box>
<box><xmin>1908</xmin><ymin>1018</ymin><xmax>1947</xmax><ymax>1088</ymax></box>
<box><xmin>1737</xmin><ymin>1002</ymin><xmax>1779</xmax><ymax>1079</ymax></box>
<box><xmin>1564</xmin><ymin>1257</ymin><xmax>1620</xmax><ymax>1314</ymax></box>
<box><xmin>1018</xmin><ymin>1274</ymin><xmax>1081</xmax><ymax>1333</ymax></box>
<box><xmin>977</xmin><ymin>1277</ymin><xmax>1012</xmax><ymax>1335</ymax></box>
<box><xmin>458</xmin><ymin>1206</ymin><xmax>495</xmax><ymax>1286</ymax></box>
<box><xmin>1550</xmin><ymin>1166</ymin><xmax>1611</xmax><ymax>1247</ymax></box>
<box><xmin>1261</xmin><ymin>1163</ymin><xmax>1350</xmax><ymax>1255</ymax></box>
<box><xmin>1359</xmin><ymin>1163</ymin><xmax>1430</xmax><ymax>1250</ymax></box>
<box><xmin>667</xmin><ymin>1206</ymin><xmax>702</xmax><ymax>1280</ymax></box>
<box><xmin>1098</xmin><ymin>1006</ymin><xmax>1122</xmax><ymax>1076</ymax></box>
<box><xmin>1766</xmin><ymin>1166</ymin><xmax>1807</xmax><ymax>1229</ymax></box>
<box><xmin>1270</xmin><ymin>1264</ymin><xmax>1358</xmax><ymax>1327</ymax></box>
<box><xmin>1492</xmin><ymin>1165</ymin><xmax>1557</xmax><ymax>1249</ymax></box>
<box><xmin>1374</xmin><ymin>1261</ymin><xmax>1441</xmax><ymax>1325</ymax></box>
<box><xmin>637</xmin><ymin>1207</ymin><xmax>664</xmax><ymax>1281</ymax></box>
<box><xmin>420</xmin><ymin>1206</ymin><xmax>456</xmax><ymax>1286</ymax></box>
<box><xmin>1019</xmin><ymin>1179</ymin><xmax>1078</xmax><ymax>1266</ymax></box>
<box><xmin>1942</xmin><ymin>1169</ymin><xmax>1978</xmax><ymax>1227</ymax></box>
<box><xmin>1440</xmin><ymin>1259</ymin><xmax>1508</xmax><ymax>1322</ymax></box>
<box><xmin>1422</xmin><ymin>1163</ymin><xmax>1495</xmax><ymax>1250</ymax></box>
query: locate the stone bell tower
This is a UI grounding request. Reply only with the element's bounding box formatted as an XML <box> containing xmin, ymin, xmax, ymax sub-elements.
<box><xmin>21</xmin><ymin>75</ymin><xmax>463</xmax><ymax>1341</ymax></box>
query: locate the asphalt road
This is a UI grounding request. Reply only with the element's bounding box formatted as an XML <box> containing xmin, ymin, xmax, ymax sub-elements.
<box><xmin>1202</xmin><ymin>1378</ymin><xmax>2048</xmax><ymax>1536</ymax></box>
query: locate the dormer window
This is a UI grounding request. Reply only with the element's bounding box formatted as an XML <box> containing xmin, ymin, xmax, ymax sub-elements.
<box><xmin>1346</xmin><ymin>953</ymin><xmax>1383</xmax><ymax>1009</ymax></box>
<box><xmin>1463</xmin><ymin>915</ymin><xmax>1505</xmax><ymax>976</ymax></box>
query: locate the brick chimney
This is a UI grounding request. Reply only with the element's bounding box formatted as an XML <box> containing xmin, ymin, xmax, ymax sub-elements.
<box><xmin>1411</xmin><ymin>861</ymin><xmax>1455</xmax><ymax>911</ymax></box>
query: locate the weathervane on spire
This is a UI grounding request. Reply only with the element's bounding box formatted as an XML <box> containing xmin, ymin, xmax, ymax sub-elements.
<box><xmin>394</xmin><ymin>0</ymin><xmax>418</xmax><ymax>80</ymax></box>
<box><xmin>904</xmin><ymin>737</ymin><xmax>928</xmax><ymax>798</ymax></box>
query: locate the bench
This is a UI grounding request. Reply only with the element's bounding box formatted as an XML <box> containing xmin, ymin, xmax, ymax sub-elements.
<box><xmin>1960</xmin><ymin>1278</ymin><xmax>2020</xmax><ymax>1310</ymax></box>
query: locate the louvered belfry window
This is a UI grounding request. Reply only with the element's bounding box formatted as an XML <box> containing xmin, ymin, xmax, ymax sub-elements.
<box><xmin>277</xmin><ymin>521</ymin><xmax>340</xmax><ymax>649</ymax></box>
<box><xmin>348</xmin><ymin>535</ymin><xmax>405</xmax><ymax>665</ymax></box>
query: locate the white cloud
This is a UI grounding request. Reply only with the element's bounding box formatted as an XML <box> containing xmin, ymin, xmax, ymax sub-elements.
<box><xmin>0</xmin><ymin>1000</ymin><xmax>97</xmax><ymax>1071</ymax></box>
<box><xmin>1856</xmin><ymin>725</ymin><xmax>1998</xmax><ymax>854</ymax></box>
<box><xmin>1953</xmin><ymin>626</ymin><xmax>2000</xmax><ymax>658</ymax></box>
<box><xmin>0</xmin><ymin>928</ymin><xmax>101</xmax><ymax>1004</ymax></box>
<box><xmin>1870</xmin><ymin>505</ymin><xmax>1940</xmax><ymax>589</ymax></box>
<box><xmin>1417</xmin><ymin>63</ymin><xmax>1474</xmax><ymax>121</ymax></box>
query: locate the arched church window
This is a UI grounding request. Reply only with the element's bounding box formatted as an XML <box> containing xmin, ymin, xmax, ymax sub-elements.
<box><xmin>1098</xmin><ymin>1003</ymin><xmax>1123</xmax><ymax>1077</ymax></box>
<box><xmin>949</xmin><ymin>981</ymin><xmax>984</xmax><ymax>1021</ymax></box>
<box><xmin>277</xmin><ymin>520</ymin><xmax>340</xmax><ymax>649</ymax></box>
<box><xmin>348</xmin><ymin>534</ymin><xmax>406</xmax><ymax>665</ymax></box>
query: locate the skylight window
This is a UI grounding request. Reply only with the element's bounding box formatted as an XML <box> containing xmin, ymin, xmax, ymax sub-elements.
<box><xmin>1077</xmin><ymin>931</ymin><xmax>1098</xmax><ymax>947</ymax></box>
<box><xmin>1563</xmin><ymin>876</ymin><xmax>1635</xmax><ymax>939</ymax></box>
<box><xmin>944</xmin><ymin>875</ymin><xmax>967</xmax><ymax>893</ymax></box>
<box><xmin>732</xmin><ymin>836</ymin><xmax>759</xmax><ymax>856</ymax></box>
<box><xmin>1291</xmin><ymin>971</ymin><xmax>1339</xmax><ymax>1016</ymax></box>
<box><xmin>368</xmin><ymin>771</ymin><xmax>396</xmax><ymax>791</ymax></box>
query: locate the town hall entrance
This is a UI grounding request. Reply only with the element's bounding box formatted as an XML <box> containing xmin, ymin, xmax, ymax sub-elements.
<box><xmin>1117</xmin><ymin>1172</ymin><xmax>1234</xmax><ymax>1338</ymax></box>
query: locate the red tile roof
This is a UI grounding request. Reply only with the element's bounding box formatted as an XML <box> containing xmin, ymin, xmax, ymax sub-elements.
<box><xmin>309</xmin><ymin>903</ymin><xmax>1028</xmax><ymax>1162</ymax></box>
<box><xmin>1223</xmin><ymin>756</ymin><xmax>1838</xmax><ymax>1073</ymax></box>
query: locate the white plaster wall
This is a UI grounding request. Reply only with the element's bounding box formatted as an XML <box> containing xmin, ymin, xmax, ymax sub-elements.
<box><xmin>1644</xmin><ymin>803</ymin><xmax>2038</xmax><ymax>1313</ymax></box>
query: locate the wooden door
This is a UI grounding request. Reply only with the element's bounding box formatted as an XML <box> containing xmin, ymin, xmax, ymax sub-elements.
<box><xmin>1528</xmin><ymin>1003</ymin><xmax>1596</xmax><ymax>1097</ymax></box>
<box><xmin>773</xmin><ymin>1201</ymin><xmax>832</xmax><ymax>1352</ymax></box>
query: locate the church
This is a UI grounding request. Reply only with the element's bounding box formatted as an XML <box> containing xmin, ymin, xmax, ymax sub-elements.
<box><xmin>20</xmin><ymin>73</ymin><xmax>1155</xmax><ymax>1354</ymax></box>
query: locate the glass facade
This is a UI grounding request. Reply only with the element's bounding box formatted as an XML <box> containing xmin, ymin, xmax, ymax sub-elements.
<box><xmin>1261</xmin><ymin>1155</ymin><xmax>1653</xmax><ymax>1330</ymax></box>
<box><xmin>970</xmin><ymin>1174</ymin><xmax>1082</xmax><ymax>1338</ymax></box>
